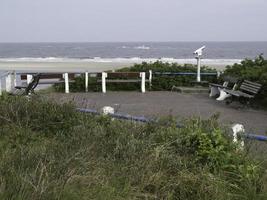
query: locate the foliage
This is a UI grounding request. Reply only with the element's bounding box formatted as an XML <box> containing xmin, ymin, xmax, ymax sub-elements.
<box><xmin>224</xmin><ymin>55</ymin><xmax>267</xmax><ymax>107</ymax></box>
<box><xmin>54</xmin><ymin>62</ymin><xmax>217</xmax><ymax>92</ymax></box>
<box><xmin>0</xmin><ymin>95</ymin><xmax>266</xmax><ymax>199</ymax></box>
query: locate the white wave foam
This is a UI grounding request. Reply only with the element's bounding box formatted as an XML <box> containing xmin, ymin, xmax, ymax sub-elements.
<box><xmin>0</xmin><ymin>57</ymin><xmax>242</xmax><ymax>66</ymax></box>
<box><xmin>134</xmin><ymin>45</ymin><xmax>150</xmax><ymax>50</ymax></box>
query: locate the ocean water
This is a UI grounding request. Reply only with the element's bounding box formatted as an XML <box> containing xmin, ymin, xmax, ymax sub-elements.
<box><xmin>0</xmin><ymin>42</ymin><xmax>266</xmax><ymax>60</ymax></box>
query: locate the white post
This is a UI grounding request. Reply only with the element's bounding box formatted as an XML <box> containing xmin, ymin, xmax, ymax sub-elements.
<box><xmin>13</xmin><ymin>72</ymin><xmax>17</xmax><ymax>87</ymax></box>
<box><xmin>102</xmin><ymin>72</ymin><xmax>107</xmax><ymax>93</ymax></box>
<box><xmin>0</xmin><ymin>78</ymin><xmax>2</xmax><ymax>96</ymax></box>
<box><xmin>197</xmin><ymin>57</ymin><xmax>201</xmax><ymax>82</ymax></box>
<box><xmin>27</xmin><ymin>74</ymin><xmax>33</xmax><ymax>84</ymax></box>
<box><xmin>217</xmin><ymin>71</ymin><xmax>221</xmax><ymax>79</ymax></box>
<box><xmin>85</xmin><ymin>72</ymin><xmax>89</xmax><ymax>92</ymax></box>
<box><xmin>64</xmin><ymin>73</ymin><xmax>69</xmax><ymax>94</ymax></box>
<box><xmin>140</xmin><ymin>72</ymin><xmax>146</xmax><ymax>93</ymax></box>
<box><xmin>149</xmin><ymin>70</ymin><xmax>152</xmax><ymax>89</ymax></box>
<box><xmin>5</xmin><ymin>73</ymin><xmax>15</xmax><ymax>92</ymax></box>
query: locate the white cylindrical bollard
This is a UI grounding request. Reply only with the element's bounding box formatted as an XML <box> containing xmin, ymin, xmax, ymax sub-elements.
<box><xmin>149</xmin><ymin>70</ymin><xmax>152</xmax><ymax>89</ymax></box>
<box><xmin>85</xmin><ymin>72</ymin><xmax>89</xmax><ymax>92</ymax></box>
<box><xmin>232</xmin><ymin>124</ymin><xmax>245</xmax><ymax>150</ymax></box>
<box><xmin>140</xmin><ymin>72</ymin><xmax>146</xmax><ymax>93</ymax></box>
<box><xmin>197</xmin><ymin>57</ymin><xmax>201</xmax><ymax>82</ymax></box>
<box><xmin>27</xmin><ymin>74</ymin><xmax>33</xmax><ymax>84</ymax></box>
<box><xmin>101</xmin><ymin>106</ymin><xmax>115</xmax><ymax>115</ymax></box>
<box><xmin>64</xmin><ymin>73</ymin><xmax>69</xmax><ymax>94</ymax></box>
<box><xmin>102</xmin><ymin>72</ymin><xmax>107</xmax><ymax>93</ymax></box>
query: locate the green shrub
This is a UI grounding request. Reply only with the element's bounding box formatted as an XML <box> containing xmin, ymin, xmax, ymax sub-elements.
<box><xmin>0</xmin><ymin>96</ymin><xmax>266</xmax><ymax>199</ymax></box>
<box><xmin>54</xmin><ymin>61</ymin><xmax>217</xmax><ymax>92</ymax></box>
<box><xmin>224</xmin><ymin>55</ymin><xmax>267</xmax><ymax>107</ymax></box>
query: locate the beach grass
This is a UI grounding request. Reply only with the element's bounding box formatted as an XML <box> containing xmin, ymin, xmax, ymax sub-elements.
<box><xmin>0</xmin><ymin>95</ymin><xmax>267</xmax><ymax>199</ymax></box>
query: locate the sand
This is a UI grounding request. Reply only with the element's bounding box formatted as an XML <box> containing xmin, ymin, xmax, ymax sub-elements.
<box><xmin>0</xmin><ymin>60</ymin><xmax>230</xmax><ymax>73</ymax></box>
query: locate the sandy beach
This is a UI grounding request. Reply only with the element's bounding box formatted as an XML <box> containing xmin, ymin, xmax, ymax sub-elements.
<box><xmin>0</xmin><ymin>59</ymin><xmax>236</xmax><ymax>73</ymax></box>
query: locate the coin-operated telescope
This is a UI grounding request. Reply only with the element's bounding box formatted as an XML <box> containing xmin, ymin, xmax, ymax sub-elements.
<box><xmin>193</xmin><ymin>46</ymin><xmax>206</xmax><ymax>82</ymax></box>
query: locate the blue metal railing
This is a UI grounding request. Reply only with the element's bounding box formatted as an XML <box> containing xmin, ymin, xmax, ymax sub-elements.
<box><xmin>77</xmin><ymin>108</ymin><xmax>267</xmax><ymax>142</ymax></box>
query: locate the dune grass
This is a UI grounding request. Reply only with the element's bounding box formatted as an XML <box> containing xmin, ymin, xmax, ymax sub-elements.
<box><xmin>0</xmin><ymin>95</ymin><xmax>267</xmax><ymax>199</ymax></box>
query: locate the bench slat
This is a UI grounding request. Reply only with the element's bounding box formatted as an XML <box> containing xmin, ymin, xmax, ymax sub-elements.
<box><xmin>242</xmin><ymin>82</ymin><xmax>262</xmax><ymax>90</ymax></box>
<box><xmin>240</xmin><ymin>85</ymin><xmax>260</xmax><ymax>94</ymax></box>
<box><xmin>243</xmin><ymin>80</ymin><xmax>262</xmax><ymax>87</ymax></box>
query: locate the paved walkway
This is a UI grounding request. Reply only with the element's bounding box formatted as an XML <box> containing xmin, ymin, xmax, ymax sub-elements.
<box><xmin>47</xmin><ymin>92</ymin><xmax>267</xmax><ymax>134</ymax></box>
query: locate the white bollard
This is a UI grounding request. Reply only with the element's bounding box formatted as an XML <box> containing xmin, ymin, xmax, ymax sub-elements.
<box><xmin>101</xmin><ymin>106</ymin><xmax>115</xmax><ymax>115</ymax></box>
<box><xmin>140</xmin><ymin>72</ymin><xmax>146</xmax><ymax>93</ymax></box>
<box><xmin>27</xmin><ymin>74</ymin><xmax>33</xmax><ymax>84</ymax></box>
<box><xmin>149</xmin><ymin>70</ymin><xmax>152</xmax><ymax>89</ymax></box>
<box><xmin>232</xmin><ymin>124</ymin><xmax>245</xmax><ymax>150</ymax></box>
<box><xmin>64</xmin><ymin>73</ymin><xmax>69</xmax><ymax>94</ymax></box>
<box><xmin>102</xmin><ymin>72</ymin><xmax>107</xmax><ymax>93</ymax></box>
<box><xmin>85</xmin><ymin>72</ymin><xmax>89</xmax><ymax>92</ymax></box>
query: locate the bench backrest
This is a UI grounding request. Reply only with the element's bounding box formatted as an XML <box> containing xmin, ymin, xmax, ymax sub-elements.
<box><xmin>97</xmin><ymin>72</ymin><xmax>140</xmax><ymax>79</ymax></box>
<box><xmin>240</xmin><ymin>80</ymin><xmax>262</xmax><ymax>96</ymax></box>
<box><xmin>21</xmin><ymin>73</ymin><xmax>75</xmax><ymax>80</ymax></box>
<box><xmin>221</xmin><ymin>75</ymin><xmax>239</xmax><ymax>88</ymax></box>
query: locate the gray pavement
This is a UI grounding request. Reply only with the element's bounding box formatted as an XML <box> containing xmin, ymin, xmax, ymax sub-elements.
<box><xmin>46</xmin><ymin>91</ymin><xmax>267</xmax><ymax>135</ymax></box>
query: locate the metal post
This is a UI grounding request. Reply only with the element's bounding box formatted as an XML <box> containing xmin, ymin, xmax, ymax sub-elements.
<box><xmin>85</xmin><ymin>72</ymin><xmax>89</xmax><ymax>92</ymax></box>
<box><xmin>102</xmin><ymin>72</ymin><xmax>107</xmax><ymax>93</ymax></box>
<box><xmin>149</xmin><ymin>70</ymin><xmax>152</xmax><ymax>89</ymax></box>
<box><xmin>217</xmin><ymin>71</ymin><xmax>221</xmax><ymax>79</ymax></box>
<box><xmin>64</xmin><ymin>73</ymin><xmax>69</xmax><ymax>94</ymax></box>
<box><xmin>0</xmin><ymin>78</ymin><xmax>2</xmax><ymax>96</ymax></box>
<box><xmin>140</xmin><ymin>72</ymin><xmax>146</xmax><ymax>93</ymax></box>
<box><xmin>13</xmin><ymin>71</ymin><xmax>17</xmax><ymax>87</ymax></box>
<box><xmin>197</xmin><ymin>57</ymin><xmax>201</xmax><ymax>82</ymax></box>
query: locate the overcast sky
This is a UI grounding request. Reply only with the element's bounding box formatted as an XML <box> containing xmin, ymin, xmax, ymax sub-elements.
<box><xmin>0</xmin><ymin>0</ymin><xmax>266</xmax><ymax>42</ymax></box>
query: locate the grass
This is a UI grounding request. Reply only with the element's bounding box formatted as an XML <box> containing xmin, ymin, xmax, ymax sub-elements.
<box><xmin>0</xmin><ymin>95</ymin><xmax>267</xmax><ymax>199</ymax></box>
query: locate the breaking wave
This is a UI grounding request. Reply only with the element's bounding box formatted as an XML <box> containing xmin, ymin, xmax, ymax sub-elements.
<box><xmin>0</xmin><ymin>57</ymin><xmax>241</xmax><ymax>66</ymax></box>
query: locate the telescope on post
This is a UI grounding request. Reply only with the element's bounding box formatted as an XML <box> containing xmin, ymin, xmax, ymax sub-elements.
<box><xmin>193</xmin><ymin>46</ymin><xmax>205</xmax><ymax>82</ymax></box>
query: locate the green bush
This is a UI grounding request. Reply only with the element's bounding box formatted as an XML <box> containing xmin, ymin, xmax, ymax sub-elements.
<box><xmin>0</xmin><ymin>96</ymin><xmax>266</xmax><ymax>199</ymax></box>
<box><xmin>54</xmin><ymin>62</ymin><xmax>217</xmax><ymax>92</ymax></box>
<box><xmin>224</xmin><ymin>55</ymin><xmax>267</xmax><ymax>107</ymax></box>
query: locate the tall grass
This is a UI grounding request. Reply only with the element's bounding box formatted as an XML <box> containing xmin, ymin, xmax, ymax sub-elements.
<box><xmin>0</xmin><ymin>95</ymin><xmax>266</xmax><ymax>199</ymax></box>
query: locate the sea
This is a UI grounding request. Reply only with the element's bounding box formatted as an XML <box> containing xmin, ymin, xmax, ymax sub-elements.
<box><xmin>0</xmin><ymin>41</ymin><xmax>267</xmax><ymax>74</ymax></box>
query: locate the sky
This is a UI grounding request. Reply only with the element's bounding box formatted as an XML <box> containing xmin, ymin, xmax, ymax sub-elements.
<box><xmin>0</xmin><ymin>0</ymin><xmax>266</xmax><ymax>42</ymax></box>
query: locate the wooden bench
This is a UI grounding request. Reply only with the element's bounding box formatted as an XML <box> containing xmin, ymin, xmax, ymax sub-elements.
<box><xmin>210</xmin><ymin>76</ymin><xmax>238</xmax><ymax>99</ymax></box>
<box><xmin>223</xmin><ymin>80</ymin><xmax>262</xmax><ymax>105</ymax></box>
